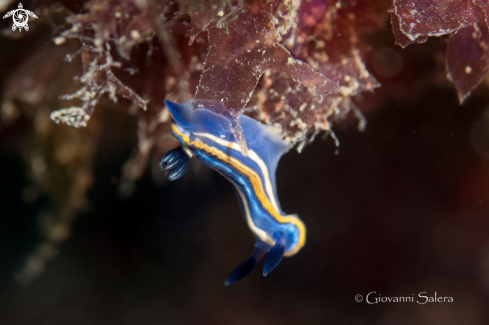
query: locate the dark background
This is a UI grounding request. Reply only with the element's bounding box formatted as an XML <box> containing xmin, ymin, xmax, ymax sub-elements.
<box><xmin>2</xmin><ymin>10</ymin><xmax>489</xmax><ymax>325</ymax></box>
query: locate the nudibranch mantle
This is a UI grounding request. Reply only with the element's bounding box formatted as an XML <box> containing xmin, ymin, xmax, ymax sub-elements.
<box><xmin>161</xmin><ymin>100</ymin><xmax>306</xmax><ymax>284</ymax></box>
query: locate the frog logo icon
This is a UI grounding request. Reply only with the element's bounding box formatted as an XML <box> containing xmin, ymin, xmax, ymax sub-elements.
<box><xmin>2</xmin><ymin>3</ymin><xmax>38</xmax><ymax>32</ymax></box>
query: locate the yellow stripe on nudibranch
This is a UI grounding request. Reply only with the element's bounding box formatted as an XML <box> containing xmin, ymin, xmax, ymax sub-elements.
<box><xmin>171</xmin><ymin>124</ymin><xmax>306</xmax><ymax>256</ymax></box>
<box><xmin>194</xmin><ymin>131</ymin><xmax>280</xmax><ymax>212</ymax></box>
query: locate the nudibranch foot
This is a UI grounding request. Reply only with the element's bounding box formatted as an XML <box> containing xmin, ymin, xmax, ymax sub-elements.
<box><xmin>160</xmin><ymin>146</ymin><xmax>191</xmax><ymax>181</ymax></box>
<box><xmin>263</xmin><ymin>232</ymin><xmax>286</xmax><ymax>277</ymax></box>
<box><xmin>224</xmin><ymin>247</ymin><xmax>267</xmax><ymax>286</ymax></box>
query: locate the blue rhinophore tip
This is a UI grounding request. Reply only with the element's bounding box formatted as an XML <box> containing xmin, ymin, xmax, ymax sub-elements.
<box><xmin>164</xmin><ymin>100</ymin><xmax>192</xmax><ymax>127</ymax></box>
<box><xmin>160</xmin><ymin>146</ymin><xmax>190</xmax><ymax>181</ymax></box>
<box><xmin>263</xmin><ymin>232</ymin><xmax>286</xmax><ymax>277</ymax></box>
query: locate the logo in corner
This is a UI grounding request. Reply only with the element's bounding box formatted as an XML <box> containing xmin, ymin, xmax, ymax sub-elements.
<box><xmin>2</xmin><ymin>3</ymin><xmax>38</xmax><ymax>32</ymax></box>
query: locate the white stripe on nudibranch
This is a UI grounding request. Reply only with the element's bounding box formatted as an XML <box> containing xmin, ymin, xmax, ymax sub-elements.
<box><xmin>234</xmin><ymin>187</ymin><xmax>274</xmax><ymax>246</ymax></box>
<box><xmin>193</xmin><ymin>131</ymin><xmax>281</xmax><ymax>213</ymax></box>
<box><xmin>183</xmin><ymin>129</ymin><xmax>275</xmax><ymax>245</ymax></box>
<box><xmin>181</xmin><ymin>143</ymin><xmax>193</xmax><ymax>157</ymax></box>
<box><xmin>172</xmin><ymin>123</ymin><xmax>306</xmax><ymax>256</ymax></box>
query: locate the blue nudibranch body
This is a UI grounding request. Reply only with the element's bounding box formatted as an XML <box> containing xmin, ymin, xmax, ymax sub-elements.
<box><xmin>161</xmin><ymin>100</ymin><xmax>306</xmax><ymax>284</ymax></box>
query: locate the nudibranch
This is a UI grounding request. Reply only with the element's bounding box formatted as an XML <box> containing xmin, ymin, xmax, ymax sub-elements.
<box><xmin>161</xmin><ymin>100</ymin><xmax>306</xmax><ymax>284</ymax></box>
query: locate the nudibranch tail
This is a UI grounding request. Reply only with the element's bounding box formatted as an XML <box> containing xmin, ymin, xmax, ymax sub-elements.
<box><xmin>162</xmin><ymin>99</ymin><xmax>307</xmax><ymax>284</ymax></box>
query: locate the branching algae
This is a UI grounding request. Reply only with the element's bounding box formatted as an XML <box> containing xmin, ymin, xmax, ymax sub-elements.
<box><xmin>161</xmin><ymin>100</ymin><xmax>305</xmax><ymax>284</ymax></box>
